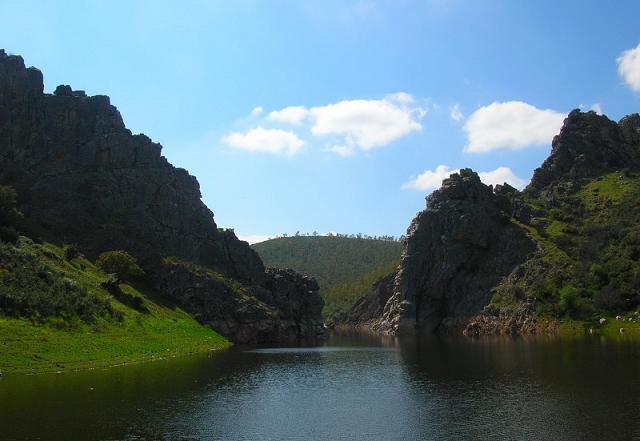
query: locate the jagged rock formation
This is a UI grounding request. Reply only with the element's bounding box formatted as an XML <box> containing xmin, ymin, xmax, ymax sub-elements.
<box><xmin>0</xmin><ymin>50</ymin><xmax>264</xmax><ymax>281</ymax></box>
<box><xmin>154</xmin><ymin>263</ymin><xmax>325</xmax><ymax>344</ymax></box>
<box><xmin>529</xmin><ymin>110</ymin><xmax>640</xmax><ymax>196</ymax></box>
<box><xmin>346</xmin><ymin>110</ymin><xmax>640</xmax><ymax>336</ymax></box>
<box><xmin>375</xmin><ymin>170</ymin><xmax>536</xmax><ymax>334</ymax></box>
<box><xmin>0</xmin><ymin>50</ymin><xmax>324</xmax><ymax>343</ymax></box>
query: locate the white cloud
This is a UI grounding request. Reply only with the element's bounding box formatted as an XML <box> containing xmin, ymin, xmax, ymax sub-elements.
<box><xmin>237</xmin><ymin>234</ymin><xmax>273</xmax><ymax>244</ymax></box>
<box><xmin>310</xmin><ymin>97</ymin><xmax>424</xmax><ymax>150</ymax></box>
<box><xmin>403</xmin><ymin>165</ymin><xmax>526</xmax><ymax>191</ymax></box>
<box><xmin>402</xmin><ymin>165</ymin><xmax>453</xmax><ymax>191</ymax></box>
<box><xmin>268</xmin><ymin>106</ymin><xmax>310</xmax><ymax>125</ymax></box>
<box><xmin>223</xmin><ymin>127</ymin><xmax>304</xmax><ymax>155</ymax></box>
<box><xmin>250</xmin><ymin>106</ymin><xmax>263</xmax><ymax>117</ymax></box>
<box><xmin>237</xmin><ymin>93</ymin><xmax>425</xmax><ymax>157</ymax></box>
<box><xmin>464</xmin><ymin>101</ymin><xmax>566</xmax><ymax>153</ymax></box>
<box><xmin>617</xmin><ymin>43</ymin><xmax>640</xmax><ymax>92</ymax></box>
<box><xmin>477</xmin><ymin>166</ymin><xmax>526</xmax><ymax>189</ymax></box>
<box><xmin>590</xmin><ymin>103</ymin><xmax>603</xmax><ymax>115</ymax></box>
<box><xmin>450</xmin><ymin>104</ymin><xmax>463</xmax><ymax>122</ymax></box>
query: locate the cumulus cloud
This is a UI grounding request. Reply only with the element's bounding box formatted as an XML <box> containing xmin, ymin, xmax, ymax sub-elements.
<box><xmin>402</xmin><ymin>165</ymin><xmax>526</xmax><ymax>191</ymax></box>
<box><xmin>402</xmin><ymin>165</ymin><xmax>453</xmax><ymax>191</ymax></box>
<box><xmin>223</xmin><ymin>127</ymin><xmax>304</xmax><ymax>155</ymax></box>
<box><xmin>310</xmin><ymin>97</ymin><xmax>424</xmax><ymax>150</ymax></box>
<box><xmin>450</xmin><ymin>104</ymin><xmax>463</xmax><ymax>122</ymax></box>
<box><xmin>464</xmin><ymin>101</ymin><xmax>566</xmax><ymax>153</ymax></box>
<box><xmin>617</xmin><ymin>43</ymin><xmax>640</xmax><ymax>92</ymax></box>
<box><xmin>477</xmin><ymin>166</ymin><xmax>526</xmax><ymax>188</ymax></box>
<box><xmin>239</xmin><ymin>93</ymin><xmax>425</xmax><ymax>157</ymax></box>
<box><xmin>250</xmin><ymin>106</ymin><xmax>263</xmax><ymax>117</ymax></box>
<box><xmin>268</xmin><ymin>106</ymin><xmax>310</xmax><ymax>125</ymax></box>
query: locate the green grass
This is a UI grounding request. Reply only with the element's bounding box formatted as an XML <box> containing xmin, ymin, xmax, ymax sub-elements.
<box><xmin>556</xmin><ymin>315</ymin><xmax>640</xmax><ymax>340</ymax></box>
<box><xmin>578</xmin><ymin>172</ymin><xmax>634</xmax><ymax>210</ymax></box>
<box><xmin>0</xmin><ymin>239</ymin><xmax>230</xmax><ymax>375</ymax></box>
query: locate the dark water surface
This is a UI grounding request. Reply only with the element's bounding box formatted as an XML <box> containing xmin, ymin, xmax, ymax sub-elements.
<box><xmin>1</xmin><ymin>332</ymin><xmax>640</xmax><ymax>440</ymax></box>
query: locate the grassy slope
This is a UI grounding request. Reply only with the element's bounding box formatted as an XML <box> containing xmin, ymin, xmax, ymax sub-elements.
<box><xmin>0</xmin><ymin>240</ymin><xmax>230</xmax><ymax>375</ymax></box>
<box><xmin>252</xmin><ymin>236</ymin><xmax>402</xmax><ymax>291</ymax></box>
<box><xmin>492</xmin><ymin>171</ymin><xmax>640</xmax><ymax>326</ymax></box>
<box><xmin>252</xmin><ymin>236</ymin><xmax>402</xmax><ymax>320</ymax></box>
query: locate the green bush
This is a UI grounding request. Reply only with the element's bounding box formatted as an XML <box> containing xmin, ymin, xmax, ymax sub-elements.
<box><xmin>0</xmin><ymin>241</ymin><xmax>117</xmax><ymax>323</ymax></box>
<box><xmin>64</xmin><ymin>244</ymin><xmax>81</xmax><ymax>261</ymax></box>
<box><xmin>96</xmin><ymin>250</ymin><xmax>144</xmax><ymax>282</ymax></box>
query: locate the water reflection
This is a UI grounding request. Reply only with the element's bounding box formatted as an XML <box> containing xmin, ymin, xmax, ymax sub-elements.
<box><xmin>0</xmin><ymin>333</ymin><xmax>639</xmax><ymax>440</ymax></box>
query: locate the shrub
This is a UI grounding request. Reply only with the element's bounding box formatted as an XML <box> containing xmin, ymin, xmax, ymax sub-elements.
<box><xmin>96</xmin><ymin>250</ymin><xmax>145</xmax><ymax>282</ymax></box>
<box><xmin>64</xmin><ymin>244</ymin><xmax>81</xmax><ymax>261</ymax></box>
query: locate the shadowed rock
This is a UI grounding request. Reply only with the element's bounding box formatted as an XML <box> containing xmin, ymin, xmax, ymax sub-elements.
<box><xmin>0</xmin><ymin>50</ymin><xmax>325</xmax><ymax>343</ymax></box>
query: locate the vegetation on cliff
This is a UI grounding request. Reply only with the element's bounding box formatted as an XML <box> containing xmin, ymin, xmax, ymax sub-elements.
<box><xmin>0</xmin><ymin>238</ymin><xmax>230</xmax><ymax>375</ymax></box>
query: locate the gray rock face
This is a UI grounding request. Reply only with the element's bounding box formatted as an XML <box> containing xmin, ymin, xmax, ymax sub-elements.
<box><xmin>0</xmin><ymin>51</ymin><xmax>263</xmax><ymax>281</ymax></box>
<box><xmin>529</xmin><ymin>109</ymin><xmax>640</xmax><ymax>195</ymax></box>
<box><xmin>351</xmin><ymin>169</ymin><xmax>536</xmax><ymax>335</ymax></box>
<box><xmin>0</xmin><ymin>50</ymin><xmax>325</xmax><ymax>343</ymax></box>
<box><xmin>154</xmin><ymin>262</ymin><xmax>325</xmax><ymax>344</ymax></box>
<box><xmin>345</xmin><ymin>110</ymin><xmax>640</xmax><ymax>336</ymax></box>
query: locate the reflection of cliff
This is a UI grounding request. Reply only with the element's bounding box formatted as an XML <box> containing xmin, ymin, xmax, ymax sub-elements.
<box><xmin>396</xmin><ymin>337</ymin><xmax>640</xmax><ymax>440</ymax></box>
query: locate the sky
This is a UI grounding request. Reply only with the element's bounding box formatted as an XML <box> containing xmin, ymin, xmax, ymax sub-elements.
<box><xmin>1</xmin><ymin>0</ymin><xmax>639</xmax><ymax>243</ymax></box>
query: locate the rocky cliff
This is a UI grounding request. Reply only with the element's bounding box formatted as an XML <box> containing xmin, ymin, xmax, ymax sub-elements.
<box><xmin>0</xmin><ymin>50</ymin><xmax>324</xmax><ymax>343</ymax></box>
<box><xmin>346</xmin><ymin>110</ymin><xmax>640</xmax><ymax>336</ymax></box>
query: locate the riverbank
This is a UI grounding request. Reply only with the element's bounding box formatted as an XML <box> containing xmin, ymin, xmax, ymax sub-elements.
<box><xmin>0</xmin><ymin>314</ymin><xmax>231</xmax><ymax>375</ymax></box>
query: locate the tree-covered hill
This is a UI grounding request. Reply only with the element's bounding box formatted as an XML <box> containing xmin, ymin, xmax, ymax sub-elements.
<box><xmin>252</xmin><ymin>235</ymin><xmax>402</xmax><ymax>292</ymax></box>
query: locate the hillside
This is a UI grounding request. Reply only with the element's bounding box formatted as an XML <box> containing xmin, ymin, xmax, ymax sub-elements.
<box><xmin>253</xmin><ymin>236</ymin><xmax>402</xmax><ymax>320</ymax></box>
<box><xmin>253</xmin><ymin>236</ymin><xmax>402</xmax><ymax>291</ymax></box>
<box><xmin>253</xmin><ymin>236</ymin><xmax>402</xmax><ymax>322</ymax></box>
<box><xmin>0</xmin><ymin>238</ymin><xmax>230</xmax><ymax>374</ymax></box>
<box><xmin>0</xmin><ymin>49</ymin><xmax>325</xmax><ymax>376</ymax></box>
<box><xmin>346</xmin><ymin>110</ymin><xmax>640</xmax><ymax>338</ymax></box>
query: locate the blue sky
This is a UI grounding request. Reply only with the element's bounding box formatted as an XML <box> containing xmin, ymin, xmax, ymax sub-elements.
<box><xmin>2</xmin><ymin>0</ymin><xmax>639</xmax><ymax>243</ymax></box>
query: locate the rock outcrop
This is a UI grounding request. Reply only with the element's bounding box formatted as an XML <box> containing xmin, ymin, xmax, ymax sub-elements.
<box><xmin>374</xmin><ymin>169</ymin><xmax>536</xmax><ymax>335</ymax></box>
<box><xmin>345</xmin><ymin>110</ymin><xmax>640</xmax><ymax>337</ymax></box>
<box><xmin>154</xmin><ymin>262</ymin><xmax>325</xmax><ymax>344</ymax></box>
<box><xmin>0</xmin><ymin>50</ymin><xmax>263</xmax><ymax>280</ymax></box>
<box><xmin>529</xmin><ymin>110</ymin><xmax>640</xmax><ymax>196</ymax></box>
<box><xmin>0</xmin><ymin>50</ymin><xmax>325</xmax><ymax>343</ymax></box>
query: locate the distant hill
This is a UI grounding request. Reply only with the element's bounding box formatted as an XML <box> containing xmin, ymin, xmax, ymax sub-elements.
<box><xmin>252</xmin><ymin>236</ymin><xmax>402</xmax><ymax>320</ymax></box>
<box><xmin>323</xmin><ymin>260</ymin><xmax>399</xmax><ymax>324</ymax></box>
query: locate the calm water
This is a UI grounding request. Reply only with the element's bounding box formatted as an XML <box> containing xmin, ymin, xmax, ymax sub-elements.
<box><xmin>1</xmin><ymin>332</ymin><xmax>640</xmax><ymax>441</ymax></box>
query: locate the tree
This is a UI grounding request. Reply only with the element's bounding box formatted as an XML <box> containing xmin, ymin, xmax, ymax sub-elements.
<box><xmin>96</xmin><ymin>250</ymin><xmax>145</xmax><ymax>283</ymax></box>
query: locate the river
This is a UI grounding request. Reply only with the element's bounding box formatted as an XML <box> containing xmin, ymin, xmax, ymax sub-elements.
<box><xmin>1</xmin><ymin>332</ymin><xmax>639</xmax><ymax>440</ymax></box>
